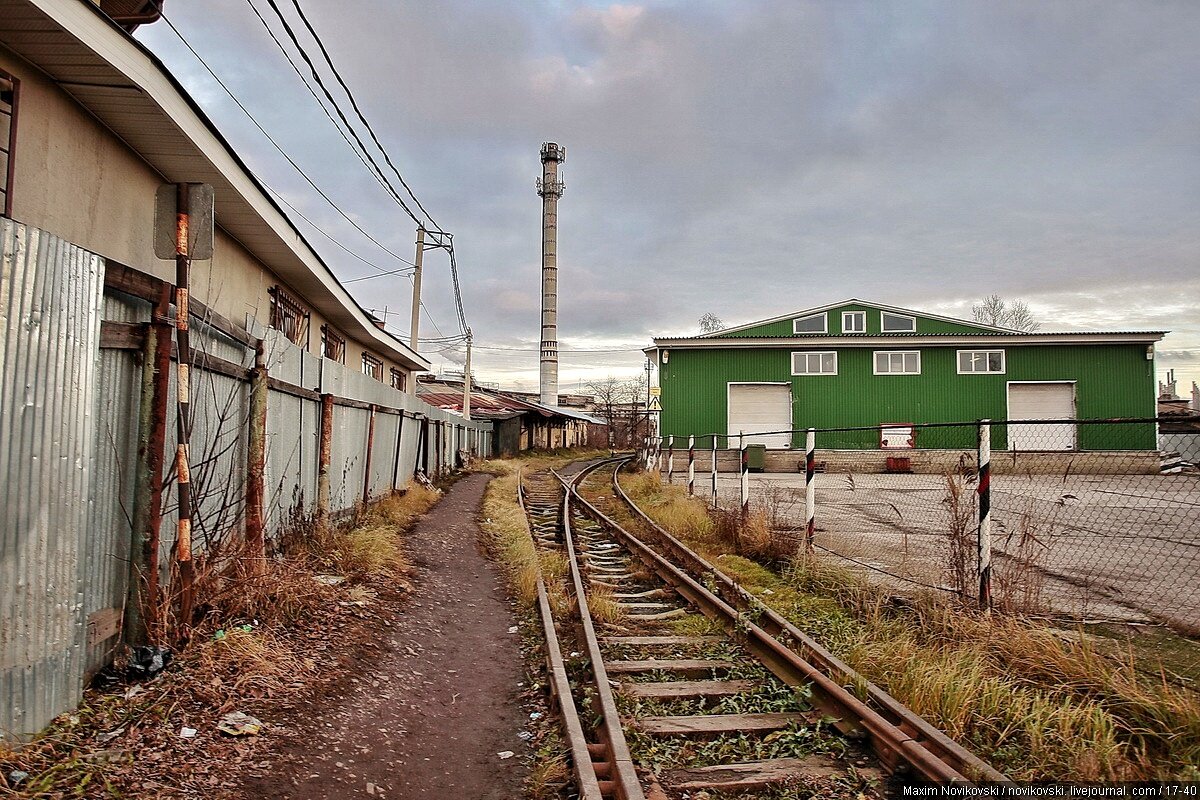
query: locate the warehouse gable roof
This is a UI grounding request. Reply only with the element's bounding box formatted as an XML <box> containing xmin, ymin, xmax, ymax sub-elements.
<box><xmin>701</xmin><ymin>299</ymin><xmax>1018</xmax><ymax>338</ymax></box>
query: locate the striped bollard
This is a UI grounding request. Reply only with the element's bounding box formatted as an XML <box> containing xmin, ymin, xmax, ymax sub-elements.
<box><xmin>977</xmin><ymin>420</ymin><xmax>993</xmax><ymax>610</ymax></box>
<box><xmin>739</xmin><ymin>432</ymin><xmax>749</xmax><ymax>518</ymax></box>
<box><xmin>644</xmin><ymin>436</ymin><xmax>651</xmax><ymax>472</ymax></box>
<box><xmin>667</xmin><ymin>435</ymin><xmax>675</xmax><ymax>483</ymax></box>
<box><xmin>711</xmin><ymin>435</ymin><xmax>718</xmax><ymax>508</ymax></box>
<box><xmin>687</xmin><ymin>434</ymin><xmax>695</xmax><ymax>496</ymax></box>
<box><xmin>804</xmin><ymin>428</ymin><xmax>816</xmax><ymax>554</ymax></box>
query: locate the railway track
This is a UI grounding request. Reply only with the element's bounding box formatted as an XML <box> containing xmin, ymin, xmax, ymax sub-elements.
<box><xmin>519</xmin><ymin>458</ymin><xmax>1007</xmax><ymax>798</ymax></box>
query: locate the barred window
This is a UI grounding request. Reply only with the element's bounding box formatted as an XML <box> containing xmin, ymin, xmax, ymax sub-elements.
<box><xmin>362</xmin><ymin>352</ymin><xmax>383</xmax><ymax>381</ymax></box>
<box><xmin>390</xmin><ymin>368</ymin><xmax>407</xmax><ymax>391</ymax></box>
<box><xmin>0</xmin><ymin>69</ymin><xmax>19</xmax><ymax>219</ymax></box>
<box><xmin>268</xmin><ymin>286</ymin><xmax>309</xmax><ymax>346</ymax></box>
<box><xmin>320</xmin><ymin>325</ymin><xmax>345</xmax><ymax>363</ymax></box>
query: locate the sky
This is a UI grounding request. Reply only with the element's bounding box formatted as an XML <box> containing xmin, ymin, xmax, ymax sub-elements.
<box><xmin>138</xmin><ymin>1</ymin><xmax>1200</xmax><ymax>397</ymax></box>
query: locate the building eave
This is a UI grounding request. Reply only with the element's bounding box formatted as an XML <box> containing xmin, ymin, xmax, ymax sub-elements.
<box><xmin>649</xmin><ymin>331</ymin><xmax>1168</xmax><ymax>351</ymax></box>
<box><xmin>0</xmin><ymin>0</ymin><xmax>429</xmax><ymax>371</ymax></box>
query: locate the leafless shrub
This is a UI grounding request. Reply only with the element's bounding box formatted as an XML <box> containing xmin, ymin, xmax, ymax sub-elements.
<box><xmin>940</xmin><ymin>455</ymin><xmax>977</xmax><ymax>602</ymax></box>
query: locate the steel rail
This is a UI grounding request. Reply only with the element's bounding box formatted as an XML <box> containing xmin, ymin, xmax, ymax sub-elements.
<box><xmin>553</xmin><ymin>464</ymin><xmax>647</xmax><ymax>800</ymax></box>
<box><xmin>517</xmin><ymin>469</ymin><xmax>606</xmax><ymax>800</ymax></box>
<box><xmin>607</xmin><ymin>461</ymin><xmax>1008</xmax><ymax>782</ymax></box>
<box><xmin>565</xmin><ymin>461</ymin><xmax>988</xmax><ymax>784</ymax></box>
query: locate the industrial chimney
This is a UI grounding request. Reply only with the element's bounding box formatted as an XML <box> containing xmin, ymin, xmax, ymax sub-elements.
<box><xmin>536</xmin><ymin>142</ymin><xmax>565</xmax><ymax>408</ymax></box>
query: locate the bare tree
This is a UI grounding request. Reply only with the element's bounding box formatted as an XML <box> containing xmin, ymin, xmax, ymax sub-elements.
<box><xmin>585</xmin><ymin>376</ymin><xmax>641</xmax><ymax>448</ymax></box>
<box><xmin>972</xmin><ymin>295</ymin><xmax>1040</xmax><ymax>332</ymax></box>
<box><xmin>698</xmin><ymin>312</ymin><xmax>724</xmax><ymax>334</ymax></box>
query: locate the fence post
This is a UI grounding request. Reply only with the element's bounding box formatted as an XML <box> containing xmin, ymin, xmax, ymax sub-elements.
<box><xmin>711</xmin><ymin>435</ymin><xmax>718</xmax><ymax>508</ymax></box>
<box><xmin>667</xmin><ymin>435</ymin><xmax>675</xmax><ymax>483</ymax></box>
<box><xmin>977</xmin><ymin>420</ymin><xmax>993</xmax><ymax>610</ymax></box>
<box><xmin>392</xmin><ymin>413</ymin><xmax>404</xmax><ymax>492</ymax></box>
<box><xmin>363</xmin><ymin>404</ymin><xmax>377</xmax><ymax>504</ymax></box>
<box><xmin>687</xmin><ymin>434</ymin><xmax>695</xmax><ymax>496</ymax></box>
<box><xmin>317</xmin><ymin>393</ymin><xmax>334</xmax><ymax>526</ymax></box>
<box><xmin>739</xmin><ymin>431</ymin><xmax>749</xmax><ymax>518</ymax></box>
<box><xmin>245</xmin><ymin>339</ymin><xmax>268</xmax><ymax>574</ymax></box>
<box><xmin>804</xmin><ymin>428</ymin><xmax>816</xmax><ymax>554</ymax></box>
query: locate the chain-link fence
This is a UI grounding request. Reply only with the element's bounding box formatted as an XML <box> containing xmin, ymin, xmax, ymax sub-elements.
<box><xmin>644</xmin><ymin>418</ymin><xmax>1200</xmax><ymax>636</ymax></box>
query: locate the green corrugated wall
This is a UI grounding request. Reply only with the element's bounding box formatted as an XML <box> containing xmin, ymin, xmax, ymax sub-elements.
<box><xmin>658</xmin><ymin>343</ymin><xmax>1157</xmax><ymax>450</ymax></box>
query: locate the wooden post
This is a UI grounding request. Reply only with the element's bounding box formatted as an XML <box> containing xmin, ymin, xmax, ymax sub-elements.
<box><xmin>392</xmin><ymin>413</ymin><xmax>405</xmax><ymax>492</ymax></box>
<box><xmin>245</xmin><ymin>339</ymin><xmax>268</xmax><ymax>573</ymax></box>
<box><xmin>317</xmin><ymin>393</ymin><xmax>334</xmax><ymax>526</ymax></box>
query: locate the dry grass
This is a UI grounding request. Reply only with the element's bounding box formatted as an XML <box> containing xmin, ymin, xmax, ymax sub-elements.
<box><xmin>621</xmin><ymin>473</ymin><xmax>1200</xmax><ymax>780</ymax></box>
<box><xmin>587</xmin><ymin>584</ymin><xmax>626</xmax><ymax>625</ymax></box>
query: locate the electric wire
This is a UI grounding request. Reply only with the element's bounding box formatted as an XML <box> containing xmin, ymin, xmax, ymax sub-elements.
<box><xmin>286</xmin><ymin>0</ymin><xmax>442</xmax><ymax>231</ymax></box>
<box><xmin>160</xmin><ymin>14</ymin><xmax>414</xmax><ymax>272</ymax></box>
<box><xmin>244</xmin><ymin>0</ymin><xmax>401</xmax><ymax>205</ymax></box>
<box><xmin>259</xmin><ymin>0</ymin><xmax>424</xmax><ymax>227</ymax></box>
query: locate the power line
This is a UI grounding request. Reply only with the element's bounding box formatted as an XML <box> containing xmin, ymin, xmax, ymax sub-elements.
<box><xmin>259</xmin><ymin>0</ymin><xmax>424</xmax><ymax>227</ymax></box>
<box><xmin>286</xmin><ymin>0</ymin><xmax>441</xmax><ymax>231</ymax></box>
<box><xmin>160</xmin><ymin>13</ymin><xmax>414</xmax><ymax>271</ymax></box>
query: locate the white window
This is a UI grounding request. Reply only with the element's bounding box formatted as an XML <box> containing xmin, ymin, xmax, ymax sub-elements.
<box><xmin>880</xmin><ymin>311</ymin><xmax>916</xmax><ymax>332</ymax></box>
<box><xmin>842</xmin><ymin>311</ymin><xmax>866</xmax><ymax>333</ymax></box>
<box><xmin>793</xmin><ymin>313</ymin><xmax>827</xmax><ymax>334</ymax></box>
<box><xmin>792</xmin><ymin>351</ymin><xmax>837</xmax><ymax>375</ymax></box>
<box><xmin>958</xmin><ymin>350</ymin><xmax>1005</xmax><ymax>374</ymax></box>
<box><xmin>874</xmin><ymin>351</ymin><xmax>920</xmax><ymax>375</ymax></box>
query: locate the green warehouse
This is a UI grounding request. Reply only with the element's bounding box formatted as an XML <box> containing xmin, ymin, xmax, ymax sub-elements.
<box><xmin>650</xmin><ymin>300</ymin><xmax>1163</xmax><ymax>460</ymax></box>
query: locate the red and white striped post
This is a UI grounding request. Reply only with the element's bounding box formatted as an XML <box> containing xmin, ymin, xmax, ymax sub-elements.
<box><xmin>667</xmin><ymin>435</ymin><xmax>675</xmax><ymax>483</ymax></box>
<box><xmin>804</xmin><ymin>428</ymin><xmax>816</xmax><ymax>554</ymax></box>
<box><xmin>687</xmin><ymin>434</ymin><xmax>695</xmax><ymax>496</ymax></box>
<box><xmin>739</xmin><ymin>431</ymin><xmax>749</xmax><ymax>518</ymax></box>
<box><xmin>977</xmin><ymin>420</ymin><xmax>993</xmax><ymax>610</ymax></box>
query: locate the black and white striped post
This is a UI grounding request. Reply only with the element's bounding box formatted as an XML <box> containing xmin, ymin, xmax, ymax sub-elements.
<box><xmin>739</xmin><ymin>431</ymin><xmax>749</xmax><ymax>518</ymax></box>
<box><xmin>687</xmin><ymin>434</ymin><xmax>696</xmax><ymax>496</ymax></box>
<box><xmin>643</xmin><ymin>436</ymin><xmax>651</xmax><ymax>472</ymax></box>
<box><xmin>667</xmin><ymin>435</ymin><xmax>675</xmax><ymax>483</ymax></box>
<box><xmin>710</xmin><ymin>435</ymin><xmax>718</xmax><ymax>508</ymax></box>
<box><xmin>977</xmin><ymin>419</ymin><xmax>993</xmax><ymax>610</ymax></box>
<box><xmin>804</xmin><ymin>428</ymin><xmax>816</xmax><ymax>554</ymax></box>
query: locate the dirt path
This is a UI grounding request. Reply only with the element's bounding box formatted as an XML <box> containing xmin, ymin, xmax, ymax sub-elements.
<box><xmin>240</xmin><ymin>473</ymin><xmax>530</xmax><ymax>799</ymax></box>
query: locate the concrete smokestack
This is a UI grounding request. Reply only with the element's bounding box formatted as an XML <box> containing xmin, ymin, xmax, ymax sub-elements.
<box><xmin>536</xmin><ymin>142</ymin><xmax>565</xmax><ymax>408</ymax></box>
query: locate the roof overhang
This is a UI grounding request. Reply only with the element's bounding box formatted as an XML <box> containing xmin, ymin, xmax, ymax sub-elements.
<box><xmin>0</xmin><ymin>0</ymin><xmax>429</xmax><ymax>371</ymax></box>
<box><xmin>649</xmin><ymin>332</ymin><xmax>1167</xmax><ymax>352</ymax></box>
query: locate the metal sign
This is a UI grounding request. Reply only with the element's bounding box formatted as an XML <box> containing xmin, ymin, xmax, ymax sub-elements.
<box><xmin>649</xmin><ymin>386</ymin><xmax>661</xmax><ymax>397</ymax></box>
<box><xmin>648</xmin><ymin>395</ymin><xmax>662</xmax><ymax>412</ymax></box>
<box><xmin>154</xmin><ymin>183</ymin><xmax>215</xmax><ymax>260</ymax></box>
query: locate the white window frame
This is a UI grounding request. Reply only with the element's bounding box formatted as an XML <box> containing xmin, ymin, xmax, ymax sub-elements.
<box><xmin>873</xmin><ymin>350</ymin><xmax>921</xmax><ymax>375</ymax></box>
<box><xmin>957</xmin><ymin>349</ymin><xmax>1006</xmax><ymax>374</ymax></box>
<box><xmin>880</xmin><ymin>311</ymin><xmax>916</xmax><ymax>333</ymax></box>
<box><xmin>791</xmin><ymin>351</ymin><xmax>838</xmax><ymax>376</ymax></box>
<box><xmin>792</xmin><ymin>313</ymin><xmax>827</xmax><ymax>334</ymax></box>
<box><xmin>842</xmin><ymin>311</ymin><xmax>866</xmax><ymax>333</ymax></box>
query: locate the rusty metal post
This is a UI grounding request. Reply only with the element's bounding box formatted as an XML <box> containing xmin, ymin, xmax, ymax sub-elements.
<box><xmin>245</xmin><ymin>339</ymin><xmax>268</xmax><ymax>573</ymax></box>
<box><xmin>173</xmin><ymin>182</ymin><xmax>196</xmax><ymax>635</ymax></box>
<box><xmin>363</xmin><ymin>404</ymin><xmax>377</xmax><ymax>505</ymax></box>
<box><xmin>317</xmin><ymin>393</ymin><xmax>334</xmax><ymax>526</ymax></box>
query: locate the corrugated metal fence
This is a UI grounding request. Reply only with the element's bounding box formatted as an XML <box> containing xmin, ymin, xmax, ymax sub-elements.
<box><xmin>0</xmin><ymin>220</ymin><xmax>491</xmax><ymax>740</ymax></box>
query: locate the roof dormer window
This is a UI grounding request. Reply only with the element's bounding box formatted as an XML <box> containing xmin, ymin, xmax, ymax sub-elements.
<box><xmin>793</xmin><ymin>313</ymin><xmax>827</xmax><ymax>334</ymax></box>
<box><xmin>881</xmin><ymin>311</ymin><xmax>916</xmax><ymax>333</ymax></box>
<box><xmin>842</xmin><ymin>311</ymin><xmax>866</xmax><ymax>333</ymax></box>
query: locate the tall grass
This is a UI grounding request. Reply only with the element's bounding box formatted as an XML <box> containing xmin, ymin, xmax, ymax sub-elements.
<box><xmin>620</xmin><ymin>473</ymin><xmax>1200</xmax><ymax>780</ymax></box>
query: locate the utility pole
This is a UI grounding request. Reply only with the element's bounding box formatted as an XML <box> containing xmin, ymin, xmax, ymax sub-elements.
<box><xmin>463</xmin><ymin>329</ymin><xmax>473</xmax><ymax>421</ymax></box>
<box><xmin>409</xmin><ymin>225</ymin><xmax>425</xmax><ymax>355</ymax></box>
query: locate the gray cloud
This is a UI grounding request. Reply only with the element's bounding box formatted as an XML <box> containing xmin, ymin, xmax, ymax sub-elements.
<box><xmin>140</xmin><ymin>1</ymin><xmax>1200</xmax><ymax>388</ymax></box>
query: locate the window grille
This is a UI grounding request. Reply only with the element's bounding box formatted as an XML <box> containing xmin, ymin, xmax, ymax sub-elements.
<box><xmin>268</xmin><ymin>285</ymin><xmax>310</xmax><ymax>346</ymax></box>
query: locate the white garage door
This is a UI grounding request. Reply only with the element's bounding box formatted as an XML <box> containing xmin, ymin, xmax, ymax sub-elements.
<box><xmin>1008</xmin><ymin>383</ymin><xmax>1076</xmax><ymax>451</ymax></box>
<box><xmin>728</xmin><ymin>383</ymin><xmax>792</xmax><ymax>448</ymax></box>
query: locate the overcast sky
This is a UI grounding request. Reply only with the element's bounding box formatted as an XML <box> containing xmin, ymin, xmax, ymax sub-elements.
<box><xmin>138</xmin><ymin>1</ymin><xmax>1200</xmax><ymax>396</ymax></box>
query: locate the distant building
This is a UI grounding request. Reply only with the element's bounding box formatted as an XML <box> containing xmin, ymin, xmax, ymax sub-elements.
<box><xmin>650</xmin><ymin>299</ymin><xmax>1164</xmax><ymax>454</ymax></box>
